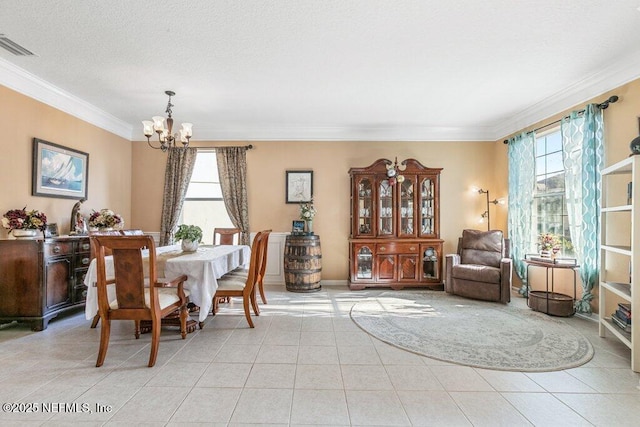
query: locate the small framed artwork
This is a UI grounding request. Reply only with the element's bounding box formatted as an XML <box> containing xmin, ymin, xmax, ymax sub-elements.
<box><xmin>292</xmin><ymin>220</ymin><xmax>305</xmax><ymax>234</ymax></box>
<box><xmin>44</xmin><ymin>223</ymin><xmax>59</xmax><ymax>238</ymax></box>
<box><xmin>286</xmin><ymin>170</ymin><xmax>313</xmax><ymax>203</ymax></box>
<box><xmin>32</xmin><ymin>138</ymin><xmax>89</xmax><ymax>200</ymax></box>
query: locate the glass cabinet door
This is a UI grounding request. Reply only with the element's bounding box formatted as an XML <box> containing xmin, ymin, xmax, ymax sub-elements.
<box><xmin>419</xmin><ymin>177</ymin><xmax>435</xmax><ymax>237</ymax></box>
<box><xmin>378</xmin><ymin>179</ymin><xmax>394</xmax><ymax>235</ymax></box>
<box><xmin>356</xmin><ymin>178</ymin><xmax>373</xmax><ymax>236</ymax></box>
<box><xmin>356</xmin><ymin>246</ymin><xmax>373</xmax><ymax>279</ymax></box>
<box><xmin>422</xmin><ymin>245</ymin><xmax>439</xmax><ymax>281</ymax></box>
<box><xmin>399</xmin><ymin>177</ymin><xmax>415</xmax><ymax>236</ymax></box>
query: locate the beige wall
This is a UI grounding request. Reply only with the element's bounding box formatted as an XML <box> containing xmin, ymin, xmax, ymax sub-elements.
<box><xmin>0</xmin><ymin>86</ymin><xmax>132</xmax><ymax>238</ymax></box>
<box><xmin>131</xmin><ymin>140</ymin><xmax>502</xmax><ymax>280</ymax></box>
<box><xmin>5</xmin><ymin>75</ymin><xmax>639</xmax><ymax>307</ymax></box>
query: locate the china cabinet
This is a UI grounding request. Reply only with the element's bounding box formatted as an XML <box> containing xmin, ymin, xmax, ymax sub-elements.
<box><xmin>349</xmin><ymin>158</ymin><xmax>443</xmax><ymax>289</ymax></box>
<box><xmin>0</xmin><ymin>236</ymin><xmax>90</xmax><ymax>330</ymax></box>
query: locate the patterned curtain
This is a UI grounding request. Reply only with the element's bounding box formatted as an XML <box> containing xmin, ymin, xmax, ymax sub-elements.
<box><xmin>561</xmin><ymin>104</ymin><xmax>604</xmax><ymax>314</ymax></box>
<box><xmin>159</xmin><ymin>147</ymin><xmax>198</xmax><ymax>246</ymax></box>
<box><xmin>508</xmin><ymin>132</ymin><xmax>536</xmax><ymax>296</ymax></box>
<box><xmin>216</xmin><ymin>147</ymin><xmax>250</xmax><ymax>245</ymax></box>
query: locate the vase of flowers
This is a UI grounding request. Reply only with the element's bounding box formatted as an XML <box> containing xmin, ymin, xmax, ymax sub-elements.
<box><xmin>538</xmin><ymin>232</ymin><xmax>560</xmax><ymax>258</ymax></box>
<box><xmin>299</xmin><ymin>199</ymin><xmax>317</xmax><ymax>234</ymax></box>
<box><xmin>174</xmin><ymin>224</ymin><xmax>203</xmax><ymax>252</ymax></box>
<box><xmin>88</xmin><ymin>209</ymin><xmax>123</xmax><ymax>231</ymax></box>
<box><xmin>2</xmin><ymin>207</ymin><xmax>47</xmax><ymax>238</ymax></box>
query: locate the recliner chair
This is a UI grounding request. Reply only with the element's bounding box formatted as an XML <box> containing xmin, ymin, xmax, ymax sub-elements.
<box><xmin>445</xmin><ymin>229</ymin><xmax>512</xmax><ymax>304</ymax></box>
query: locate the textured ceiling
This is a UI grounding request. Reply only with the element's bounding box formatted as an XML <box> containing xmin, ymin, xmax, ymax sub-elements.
<box><xmin>1</xmin><ymin>0</ymin><xmax>640</xmax><ymax>141</ymax></box>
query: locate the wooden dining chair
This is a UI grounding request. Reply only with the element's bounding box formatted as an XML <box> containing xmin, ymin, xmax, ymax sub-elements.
<box><xmin>212</xmin><ymin>230</ymin><xmax>268</xmax><ymax>328</ymax></box>
<box><xmin>223</xmin><ymin>230</ymin><xmax>272</xmax><ymax>304</ymax></box>
<box><xmin>213</xmin><ymin>227</ymin><xmax>241</xmax><ymax>245</ymax></box>
<box><xmin>88</xmin><ymin>230</ymin><xmax>125</xmax><ymax>329</ymax></box>
<box><xmin>93</xmin><ymin>235</ymin><xmax>190</xmax><ymax>367</ymax></box>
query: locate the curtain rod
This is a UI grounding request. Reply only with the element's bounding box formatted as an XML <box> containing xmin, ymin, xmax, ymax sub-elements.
<box><xmin>197</xmin><ymin>144</ymin><xmax>254</xmax><ymax>152</ymax></box>
<box><xmin>502</xmin><ymin>95</ymin><xmax>619</xmax><ymax>144</ymax></box>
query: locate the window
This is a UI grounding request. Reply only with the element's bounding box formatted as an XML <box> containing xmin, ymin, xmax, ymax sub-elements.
<box><xmin>181</xmin><ymin>152</ymin><xmax>233</xmax><ymax>244</ymax></box>
<box><xmin>533</xmin><ymin>129</ymin><xmax>573</xmax><ymax>256</ymax></box>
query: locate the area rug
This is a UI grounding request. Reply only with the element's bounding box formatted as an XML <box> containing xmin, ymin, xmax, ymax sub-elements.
<box><xmin>350</xmin><ymin>292</ymin><xmax>594</xmax><ymax>372</ymax></box>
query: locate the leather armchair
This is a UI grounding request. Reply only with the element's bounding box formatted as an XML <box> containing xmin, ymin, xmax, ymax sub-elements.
<box><xmin>445</xmin><ymin>229</ymin><xmax>512</xmax><ymax>304</ymax></box>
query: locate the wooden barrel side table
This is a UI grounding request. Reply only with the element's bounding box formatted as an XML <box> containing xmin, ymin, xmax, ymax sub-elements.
<box><xmin>284</xmin><ymin>234</ymin><xmax>322</xmax><ymax>292</ymax></box>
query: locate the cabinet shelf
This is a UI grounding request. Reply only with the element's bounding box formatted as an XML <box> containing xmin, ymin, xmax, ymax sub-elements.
<box><xmin>600</xmin><ymin>281</ymin><xmax>631</xmax><ymax>301</ymax></box>
<box><xmin>601</xmin><ymin>156</ymin><xmax>633</xmax><ymax>175</ymax></box>
<box><xmin>601</xmin><ymin>244</ymin><xmax>632</xmax><ymax>256</ymax></box>
<box><xmin>601</xmin><ymin>205</ymin><xmax>632</xmax><ymax>212</ymax></box>
<box><xmin>600</xmin><ymin>318</ymin><xmax>632</xmax><ymax>348</ymax></box>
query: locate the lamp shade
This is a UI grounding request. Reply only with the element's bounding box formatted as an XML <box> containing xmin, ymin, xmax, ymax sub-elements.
<box><xmin>142</xmin><ymin>121</ymin><xmax>154</xmax><ymax>137</ymax></box>
<box><xmin>181</xmin><ymin>123</ymin><xmax>193</xmax><ymax>137</ymax></box>
<box><xmin>152</xmin><ymin>116</ymin><xmax>165</xmax><ymax>131</ymax></box>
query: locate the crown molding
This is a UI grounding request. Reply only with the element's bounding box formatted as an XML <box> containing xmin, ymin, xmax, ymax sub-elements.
<box><xmin>2</xmin><ymin>51</ymin><xmax>640</xmax><ymax>143</ymax></box>
<box><xmin>0</xmin><ymin>57</ymin><xmax>133</xmax><ymax>140</ymax></box>
<box><xmin>189</xmin><ymin>124</ymin><xmax>497</xmax><ymax>142</ymax></box>
<box><xmin>492</xmin><ymin>48</ymin><xmax>640</xmax><ymax>141</ymax></box>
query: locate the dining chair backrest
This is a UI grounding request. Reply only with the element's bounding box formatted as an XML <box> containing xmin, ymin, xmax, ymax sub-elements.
<box><xmin>214</xmin><ymin>227</ymin><xmax>241</xmax><ymax>245</ymax></box>
<box><xmin>94</xmin><ymin>235</ymin><xmax>159</xmax><ymax>312</ymax></box>
<box><xmin>255</xmin><ymin>230</ymin><xmax>272</xmax><ymax>303</ymax></box>
<box><xmin>92</xmin><ymin>234</ymin><xmax>189</xmax><ymax>367</ymax></box>
<box><xmin>213</xmin><ymin>230</ymin><xmax>267</xmax><ymax>328</ymax></box>
<box><xmin>120</xmin><ymin>229</ymin><xmax>144</xmax><ymax>235</ymax></box>
<box><xmin>89</xmin><ymin>229</ymin><xmax>123</xmax><ymax>261</ymax></box>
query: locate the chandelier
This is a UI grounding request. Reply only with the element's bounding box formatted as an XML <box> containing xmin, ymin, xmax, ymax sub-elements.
<box><xmin>142</xmin><ymin>91</ymin><xmax>193</xmax><ymax>152</ymax></box>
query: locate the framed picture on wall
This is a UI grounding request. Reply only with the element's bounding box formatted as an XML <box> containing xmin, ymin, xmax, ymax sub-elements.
<box><xmin>286</xmin><ymin>170</ymin><xmax>313</xmax><ymax>203</ymax></box>
<box><xmin>32</xmin><ymin>138</ymin><xmax>89</xmax><ymax>200</ymax></box>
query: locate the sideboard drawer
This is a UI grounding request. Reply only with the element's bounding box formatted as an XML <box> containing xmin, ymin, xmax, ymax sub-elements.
<box><xmin>77</xmin><ymin>239</ymin><xmax>91</xmax><ymax>253</ymax></box>
<box><xmin>75</xmin><ymin>254</ymin><xmax>91</xmax><ymax>268</ymax></box>
<box><xmin>377</xmin><ymin>242</ymin><xmax>420</xmax><ymax>254</ymax></box>
<box><xmin>44</xmin><ymin>241</ymin><xmax>74</xmax><ymax>257</ymax></box>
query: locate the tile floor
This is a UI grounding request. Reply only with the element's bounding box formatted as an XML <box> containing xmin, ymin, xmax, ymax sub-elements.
<box><xmin>0</xmin><ymin>285</ymin><xmax>639</xmax><ymax>426</ymax></box>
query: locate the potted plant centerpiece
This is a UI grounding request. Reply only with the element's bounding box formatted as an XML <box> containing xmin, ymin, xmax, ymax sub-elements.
<box><xmin>175</xmin><ymin>224</ymin><xmax>203</xmax><ymax>252</ymax></box>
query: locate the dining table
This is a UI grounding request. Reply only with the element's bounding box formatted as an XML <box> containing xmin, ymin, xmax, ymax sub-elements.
<box><xmin>84</xmin><ymin>244</ymin><xmax>251</xmax><ymax>327</ymax></box>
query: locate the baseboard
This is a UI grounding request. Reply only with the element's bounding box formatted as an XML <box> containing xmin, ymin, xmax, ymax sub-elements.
<box><xmin>264</xmin><ymin>279</ymin><xmax>349</xmax><ymax>288</ymax></box>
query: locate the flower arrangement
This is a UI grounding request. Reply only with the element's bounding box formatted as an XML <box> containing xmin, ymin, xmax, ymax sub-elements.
<box><xmin>299</xmin><ymin>199</ymin><xmax>317</xmax><ymax>221</ymax></box>
<box><xmin>538</xmin><ymin>232</ymin><xmax>560</xmax><ymax>251</ymax></box>
<box><xmin>2</xmin><ymin>207</ymin><xmax>47</xmax><ymax>232</ymax></box>
<box><xmin>88</xmin><ymin>209</ymin><xmax>123</xmax><ymax>229</ymax></box>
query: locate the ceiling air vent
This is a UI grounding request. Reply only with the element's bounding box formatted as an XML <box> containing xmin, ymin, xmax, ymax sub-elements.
<box><xmin>0</xmin><ymin>35</ymin><xmax>35</xmax><ymax>56</ymax></box>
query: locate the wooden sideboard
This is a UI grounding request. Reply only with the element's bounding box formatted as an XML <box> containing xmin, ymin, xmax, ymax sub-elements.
<box><xmin>0</xmin><ymin>236</ymin><xmax>91</xmax><ymax>331</ymax></box>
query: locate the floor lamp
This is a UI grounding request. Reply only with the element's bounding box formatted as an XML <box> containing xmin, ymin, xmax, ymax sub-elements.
<box><xmin>473</xmin><ymin>187</ymin><xmax>504</xmax><ymax>231</ymax></box>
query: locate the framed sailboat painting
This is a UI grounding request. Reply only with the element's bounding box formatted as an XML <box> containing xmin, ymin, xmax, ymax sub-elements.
<box><xmin>32</xmin><ymin>138</ymin><xmax>89</xmax><ymax>199</ymax></box>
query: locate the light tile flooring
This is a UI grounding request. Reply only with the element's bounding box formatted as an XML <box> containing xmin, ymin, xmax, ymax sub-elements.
<box><xmin>0</xmin><ymin>285</ymin><xmax>639</xmax><ymax>426</ymax></box>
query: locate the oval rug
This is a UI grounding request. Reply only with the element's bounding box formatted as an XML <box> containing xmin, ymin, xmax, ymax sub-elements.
<box><xmin>350</xmin><ymin>292</ymin><xmax>594</xmax><ymax>372</ymax></box>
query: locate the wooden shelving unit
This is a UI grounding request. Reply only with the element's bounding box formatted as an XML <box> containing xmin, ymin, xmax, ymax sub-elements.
<box><xmin>599</xmin><ymin>156</ymin><xmax>639</xmax><ymax>372</ymax></box>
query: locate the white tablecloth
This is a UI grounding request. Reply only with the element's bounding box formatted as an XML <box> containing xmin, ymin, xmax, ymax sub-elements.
<box><xmin>84</xmin><ymin>244</ymin><xmax>251</xmax><ymax>322</ymax></box>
